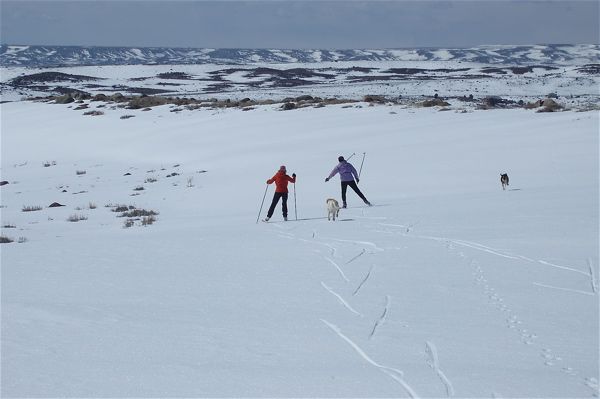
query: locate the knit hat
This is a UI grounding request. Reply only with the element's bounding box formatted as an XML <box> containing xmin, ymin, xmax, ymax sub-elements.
<box><xmin>338</xmin><ymin>156</ymin><xmax>345</xmax><ymax>162</ymax></box>
<box><xmin>279</xmin><ymin>165</ymin><xmax>286</xmax><ymax>172</ymax></box>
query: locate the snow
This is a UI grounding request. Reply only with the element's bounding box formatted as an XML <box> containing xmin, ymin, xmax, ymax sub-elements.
<box><xmin>1</xmin><ymin>99</ymin><xmax>598</xmax><ymax>397</ymax></box>
<box><xmin>430</xmin><ymin>49</ymin><xmax>454</xmax><ymax>61</ymax></box>
<box><xmin>2</xmin><ymin>46</ymin><xmax>29</xmax><ymax>55</ymax></box>
<box><xmin>388</xmin><ymin>49</ymin><xmax>429</xmax><ymax>61</ymax></box>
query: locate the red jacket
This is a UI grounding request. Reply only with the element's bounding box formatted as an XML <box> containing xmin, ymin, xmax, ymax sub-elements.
<box><xmin>267</xmin><ymin>171</ymin><xmax>296</xmax><ymax>193</ymax></box>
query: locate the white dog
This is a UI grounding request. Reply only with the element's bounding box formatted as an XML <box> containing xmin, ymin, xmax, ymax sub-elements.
<box><xmin>326</xmin><ymin>198</ymin><xmax>341</xmax><ymax>221</ymax></box>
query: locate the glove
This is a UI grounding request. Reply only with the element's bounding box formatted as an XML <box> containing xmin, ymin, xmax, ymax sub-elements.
<box><xmin>356</xmin><ymin>178</ymin><xmax>360</xmax><ymax>184</ymax></box>
<box><xmin>266</xmin><ymin>180</ymin><xmax>270</xmax><ymax>184</ymax></box>
<box><xmin>292</xmin><ymin>173</ymin><xmax>296</xmax><ymax>178</ymax></box>
<box><xmin>325</xmin><ymin>178</ymin><xmax>330</xmax><ymax>182</ymax></box>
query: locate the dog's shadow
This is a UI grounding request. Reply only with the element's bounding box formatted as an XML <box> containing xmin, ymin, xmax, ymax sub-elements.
<box><xmin>279</xmin><ymin>217</ymin><xmax>355</xmax><ymax>222</ymax></box>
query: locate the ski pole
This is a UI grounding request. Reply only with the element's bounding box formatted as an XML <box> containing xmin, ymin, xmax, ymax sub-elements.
<box><xmin>358</xmin><ymin>152</ymin><xmax>366</xmax><ymax>178</ymax></box>
<box><xmin>293</xmin><ymin>182</ymin><xmax>298</xmax><ymax>220</ymax></box>
<box><xmin>256</xmin><ymin>184</ymin><xmax>269</xmax><ymax>223</ymax></box>
<box><xmin>346</xmin><ymin>152</ymin><xmax>356</xmax><ymax>161</ymax></box>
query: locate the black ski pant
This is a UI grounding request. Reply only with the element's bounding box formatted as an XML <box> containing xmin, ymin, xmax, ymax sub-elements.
<box><xmin>267</xmin><ymin>192</ymin><xmax>288</xmax><ymax>218</ymax></box>
<box><xmin>341</xmin><ymin>180</ymin><xmax>368</xmax><ymax>204</ymax></box>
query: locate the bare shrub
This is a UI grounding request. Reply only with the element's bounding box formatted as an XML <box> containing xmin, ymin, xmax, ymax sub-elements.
<box><xmin>22</xmin><ymin>205</ymin><xmax>43</xmax><ymax>212</ymax></box>
<box><xmin>43</xmin><ymin>161</ymin><xmax>56</xmax><ymax>167</ymax></box>
<box><xmin>67</xmin><ymin>214</ymin><xmax>88</xmax><ymax>222</ymax></box>
<box><xmin>83</xmin><ymin>110</ymin><xmax>104</xmax><ymax>116</ymax></box>
<box><xmin>141</xmin><ymin>215</ymin><xmax>156</xmax><ymax>226</ymax></box>
<box><xmin>76</xmin><ymin>170</ymin><xmax>87</xmax><ymax>175</ymax></box>
<box><xmin>419</xmin><ymin>98</ymin><xmax>450</xmax><ymax>107</ymax></box>
<box><xmin>363</xmin><ymin>95</ymin><xmax>387</xmax><ymax>103</ymax></box>
<box><xmin>123</xmin><ymin>219</ymin><xmax>135</xmax><ymax>228</ymax></box>
<box><xmin>2</xmin><ymin>224</ymin><xmax>16</xmax><ymax>228</ymax></box>
<box><xmin>145</xmin><ymin>177</ymin><xmax>158</xmax><ymax>183</ymax></box>
<box><xmin>112</xmin><ymin>204</ymin><xmax>135</xmax><ymax>212</ymax></box>
<box><xmin>133</xmin><ymin>186</ymin><xmax>145</xmax><ymax>191</ymax></box>
<box><xmin>17</xmin><ymin>237</ymin><xmax>28</xmax><ymax>243</ymax></box>
<box><xmin>120</xmin><ymin>209</ymin><xmax>158</xmax><ymax>218</ymax></box>
<box><xmin>187</xmin><ymin>177</ymin><xmax>194</xmax><ymax>187</ymax></box>
<box><xmin>0</xmin><ymin>235</ymin><xmax>14</xmax><ymax>243</ymax></box>
<box><xmin>89</xmin><ymin>202</ymin><xmax>97</xmax><ymax>209</ymax></box>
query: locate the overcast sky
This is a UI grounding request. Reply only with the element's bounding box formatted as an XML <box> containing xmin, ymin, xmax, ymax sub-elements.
<box><xmin>1</xmin><ymin>0</ymin><xmax>598</xmax><ymax>49</ymax></box>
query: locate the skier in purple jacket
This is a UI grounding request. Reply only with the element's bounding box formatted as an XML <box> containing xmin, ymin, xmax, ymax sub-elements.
<box><xmin>325</xmin><ymin>156</ymin><xmax>371</xmax><ymax>208</ymax></box>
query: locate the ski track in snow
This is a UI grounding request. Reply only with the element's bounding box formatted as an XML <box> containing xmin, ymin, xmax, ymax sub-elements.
<box><xmin>271</xmin><ymin>217</ymin><xmax>597</xmax><ymax>396</ymax></box>
<box><xmin>279</xmin><ymin>220</ymin><xmax>419</xmax><ymax>395</ymax></box>
<box><xmin>324</xmin><ymin>257</ymin><xmax>349</xmax><ymax>282</ymax></box>
<box><xmin>382</xmin><ymin>225</ymin><xmax>594</xmax><ymax>280</ymax></box>
<box><xmin>353</xmin><ymin>264</ymin><xmax>375</xmax><ymax>296</ymax></box>
<box><xmin>587</xmin><ymin>258</ymin><xmax>598</xmax><ymax>294</ymax></box>
<box><xmin>292</xmin><ymin>235</ymin><xmax>338</xmax><ymax>258</ymax></box>
<box><xmin>323</xmin><ymin>243</ymin><xmax>338</xmax><ymax>258</ymax></box>
<box><xmin>532</xmin><ymin>282</ymin><xmax>596</xmax><ymax>296</ymax></box>
<box><xmin>425</xmin><ymin>341</ymin><xmax>455</xmax><ymax>397</ymax></box>
<box><xmin>369</xmin><ymin>295</ymin><xmax>390</xmax><ymax>340</ymax></box>
<box><xmin>321</xmin><ymin>319</ymin><xmax>419</xmax><ymax>398</ymax></box>
<box><xmin>321</xmin><ymin>282</ymin><xmax>362</xmax><ymax>317</ymax></box>
<box><xmin>323</xmin><ymin>237</ymin><xmax>385</xmax><ymax>253</ymax></box>
<box><xmin>536</xmin><ymin>260</ymin><xmax>591</xmax><ymax>277</ymax></box>
<box><xmin>345</xmin><ymin>248</ymin><xmax>366</xmax><ymax>264</ymax></box>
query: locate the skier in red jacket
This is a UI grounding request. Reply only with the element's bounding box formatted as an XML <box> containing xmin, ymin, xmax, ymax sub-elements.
<box><xmin>265</xmin><ymin>165</ymin><xmax>296</xmax><ymax>221</ymax></box>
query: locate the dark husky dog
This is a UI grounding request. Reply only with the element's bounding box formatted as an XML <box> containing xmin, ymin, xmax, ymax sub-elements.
<box><xmin>500</xmin><ymin>173</ymin><xmax>509</xmax><ymax>190</ymax></box>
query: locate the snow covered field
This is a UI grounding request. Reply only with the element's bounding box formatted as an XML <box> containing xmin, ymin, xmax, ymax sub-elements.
<box><xmin>2</xmin><ymin>58</ymin><xmax>599</xmax><ymax>107</ymax></box>
<box><xmin>1</xmin><ymin>99</ymin><xmax>598</xmax><ymax>397</ymax></box>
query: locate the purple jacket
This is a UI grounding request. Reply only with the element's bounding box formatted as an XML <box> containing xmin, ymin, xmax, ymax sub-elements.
<box><xmin>328</xmin><ymin>161</ymin><xmax>359</xmax><ymax>182</ymax></box>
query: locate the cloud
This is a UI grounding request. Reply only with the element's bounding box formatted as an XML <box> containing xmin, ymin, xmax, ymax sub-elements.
<box><xmin>0</xmin><ymin>0</ymin><xmax>597</xmax><ymax>48</ymax></box>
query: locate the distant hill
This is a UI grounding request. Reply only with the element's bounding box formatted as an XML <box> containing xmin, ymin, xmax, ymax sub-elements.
<box><xmin>1</xmin><ymin>44</ymin><xmax>598</xmax><ymax>67</ymax></box>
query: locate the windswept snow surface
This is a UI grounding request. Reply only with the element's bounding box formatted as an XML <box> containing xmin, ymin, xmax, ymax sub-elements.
<box><xmin>1</xmin><ymin>101</ymin><xmax>598</xmax><ymax>397</ymax></box>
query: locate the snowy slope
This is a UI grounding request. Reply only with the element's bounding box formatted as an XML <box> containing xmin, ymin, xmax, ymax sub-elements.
<box><xmin>1</xmin><ymin>100</ymin><xmax>598</xmax><ymax>397</ymax></box>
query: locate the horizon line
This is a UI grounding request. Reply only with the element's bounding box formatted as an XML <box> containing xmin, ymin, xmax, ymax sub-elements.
<box><xmin>2</xmin><ymin>43</ymin><xmax>597</xmax><ymax>52</ymax></box>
